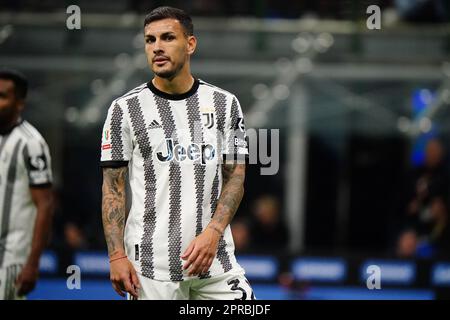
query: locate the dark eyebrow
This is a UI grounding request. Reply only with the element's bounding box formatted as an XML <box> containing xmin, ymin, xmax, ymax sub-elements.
<box><xmin>144</xmin><ymin>31</ymin><xmax>176</xmax><ymax>39</ymax></box>
<box><xmin>161</xmin><ymin>31</ymin><xmax>176</xmax><ymax>37</ymax></box>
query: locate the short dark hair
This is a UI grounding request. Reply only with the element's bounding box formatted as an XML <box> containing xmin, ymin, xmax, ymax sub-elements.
<box><xmin>144</xmin><ymin>6</ymin><xmax>193</xmax><ymax>36</ymax></box>
<box><xmin>0</xmin><ymin>68</ymin><xmax>28</xmax><ymax>99</ymax></box>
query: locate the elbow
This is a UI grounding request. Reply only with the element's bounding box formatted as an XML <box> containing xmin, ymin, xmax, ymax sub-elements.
<box><xmin>38</xmin><ymin>193</ymin><xmax>55</xmax><ymax>219</ymax></box>
<box><xmin>48</xmin><ymin>197</ymin><xmax>56</xmax><ymax>218</ymax></box>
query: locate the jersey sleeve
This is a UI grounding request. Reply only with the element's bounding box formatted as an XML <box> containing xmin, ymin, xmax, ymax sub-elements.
<box><xmin>222</xmin><ymin>96</ymin><xmax>248</xmax><ymax>162</ymax></box>
<box><xmin>100</xmin><ymin>101</ymin><xmax>132</xmax><ymax>168</ymax></box>
<box><xmin>23</xmin><ymin>137</ymin><xmax>53</xmax><ymax>187</ymax></box>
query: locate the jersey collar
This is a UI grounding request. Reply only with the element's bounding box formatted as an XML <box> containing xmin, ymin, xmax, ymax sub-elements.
<box><xmin>147</xmin><ymin>78</ymin><xmax>199</xmax><ymax>101</ymax></box>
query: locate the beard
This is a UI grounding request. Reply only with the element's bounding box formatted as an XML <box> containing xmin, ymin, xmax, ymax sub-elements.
<box><xmin>152</xmin><ymin>59</ymin><xmax>185</xmax><ymax>80</ymax></box>
<box><xmin>0</xmin><ymin>106</ymin><xmax>16</xmax><ymax>130</ymax></box>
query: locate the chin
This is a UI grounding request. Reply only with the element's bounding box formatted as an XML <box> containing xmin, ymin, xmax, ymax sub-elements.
<box><xmin>152</xmin><ymin>61</ymin><xmax>184</xmax><ymax>80</ymax></box>
<box><xmin>154</xmin><ymin>69</ymin><xmax>177</xmax><ymax>79</ymax></box>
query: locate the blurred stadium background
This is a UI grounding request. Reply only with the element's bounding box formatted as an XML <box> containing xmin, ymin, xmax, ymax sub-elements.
<box><xmin>2</xmin><ymin>0</ymin><xmax>450</xmax><ymax>299</ymax></box>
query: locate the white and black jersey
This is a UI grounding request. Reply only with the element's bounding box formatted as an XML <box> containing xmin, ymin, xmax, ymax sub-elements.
<box><xmin>0</xmin><ymin>120</ymin><xmax>53</xmax><ymax>268</ymax></box>
<box><xmin>100</xmin><ymin>79</ymin><xmax>248</xmax><ymax>281</ymax></box>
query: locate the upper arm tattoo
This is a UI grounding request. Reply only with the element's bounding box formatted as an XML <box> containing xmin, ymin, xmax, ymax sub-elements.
<box><xmin>102</xmin><ymin>167</ymin><xmax>127</xmax><ymax>256</ymax></box>
<box><xmin>222</xmin><ymin>163</ymin><xmax>236</xmax><ymax>185</ymax></box>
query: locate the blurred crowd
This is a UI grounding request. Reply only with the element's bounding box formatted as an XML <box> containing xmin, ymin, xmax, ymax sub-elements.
<box><xmin>231</xmin><ymin>195</ymin><xmax>289</xmax><ymax>253</ymax></box>
<box><xmin>395</xmin><ymin>139</ymin><xmax>450</xmax><ymax>259</ymax></box>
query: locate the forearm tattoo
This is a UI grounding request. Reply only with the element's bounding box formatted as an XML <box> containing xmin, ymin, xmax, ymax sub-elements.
<box><xmin>102</xmin><ymin>167</ymin><xmax>127</xmax><ymax>257</ymax></box>
<box><xmin>211</xmin><ymin>163</ymin><xmax>245</xmax><ymax>230</ymax></box>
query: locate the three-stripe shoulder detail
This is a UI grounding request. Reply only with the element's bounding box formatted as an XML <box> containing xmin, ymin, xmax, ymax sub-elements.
<box><xmin>113</xmin><ymin>83</ymin><xmax>148</xmax><ymax>105</ymax></box>
<box><xmin>198</xmin><ymin>80</ymin><xmax>234</xmax><ymax>97</ymax></box>
<box><xmin>18</xmin><ymin>121</ymin><xmax>42</xmax><ymax>141</ymax></box>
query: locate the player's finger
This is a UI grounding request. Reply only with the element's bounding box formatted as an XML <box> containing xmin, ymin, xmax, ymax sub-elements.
<box><xmin>207</xmin><ymin>257</ymin><xmax>214</xmax><ymax>269</ymax></box>
<box><xmin>195</xmin><ymin>255</ymin><xmax>208</xmax><ymax>275</ymax></box>
<box><xmin>18</xmin><ymin>281</ymin><xmax>35</xmax><ymax>296</ymax></box>
<box><xmin>112</xmin><ymin>281</ymin><xmax>125</xmax><ymax>297</ymax></box>
<box><xmin>181</xmin><ymin>241</ymin><xmax>195</xmax><ymax>260</ymax></box>
<box><xmin>188</xmin><ymin>264</ymin><xmax>199</xmax><ymax>276</ymax></box>
<box><xmin>200</xmin><ymin>256</ymin><xmax>211</xmax><ymax>275</ymax></box>
<box><xmin>14</xmin><ymin>273</ymin><xmax>22</xmax><ymax>286</ymax></box>
<box><xmin>183</xmin><ymin>247</ymin><xmax>200</xmax><ymax>270</ymax></box>
<box><xmin>130</xmin><ymin>267</ymin><xmax>141</xmax><ymax>289</ymax></box>
<box><xmin>199</xmin><ymin>257</ymin><xmax>213</xmax><ymax>277</ymax></box>
<box><xmin>123</xmin><ymin>277</ymin><xmax>138</xmax><ymax>298</ymax></box>
<box><xmin>16</xmin><ymin>283</ymin><xmax>25</xmax><ymax>296</ymax></box>
<box><xmin>15</xmin><ymin>275</ymin><xmax>27</xmax><ymax>296</ymax></box>
<box><xmin>188</xmin><ymin>253</ymin><xmax>205</xmax><ymax>276</ymax></box>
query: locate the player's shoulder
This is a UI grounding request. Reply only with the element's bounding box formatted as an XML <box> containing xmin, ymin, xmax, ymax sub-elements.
<box><xmin>16</xmin><ymin>120</ymin><xmax>45</xmax><ymax>143</ymax></box>
<box><xmin>198</xmin><ymin>79</ymin><xmax>237</xmax><ymax>100</ymax></box>
<box><xmin>16</xmin><ymin>120</ymin><xmax>48</xmax><ymax>152</ymax></box>
<box><xmin>111</xmin><ymin>82</ymin><xmax>148</xmax><ymax>107</ymax></box>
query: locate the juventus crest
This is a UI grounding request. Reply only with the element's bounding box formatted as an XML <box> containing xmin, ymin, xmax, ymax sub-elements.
<box><xmin>202</xmin><ymin>112</ymin><xmax>214</xmax><ymax>129</ymax></box>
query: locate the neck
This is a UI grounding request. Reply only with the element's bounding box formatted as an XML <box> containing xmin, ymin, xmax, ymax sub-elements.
<box><xmin>152</xmin><ymin>68</ymin><xmax>194</xmax><ymax>95</ymax></box>
<box><xmin>0</xmin><ymin>116</ymin><xmax>21</xmax><ymax>135</ymax></box>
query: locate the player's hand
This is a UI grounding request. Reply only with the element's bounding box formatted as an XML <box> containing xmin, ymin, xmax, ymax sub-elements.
<box><xmin>15</xmin><ymin>262</ymin><xmax>39</xmax><ymax>296</ymax></box>
<box><xmin>181</xmin><ymin>226</ymin><xmax>222</xmax><ymax>276</ymax></box>
<box><xmin>109</xmin><ymin>256</ymin><xmax>140</xmax><ymax>299</ymax></box>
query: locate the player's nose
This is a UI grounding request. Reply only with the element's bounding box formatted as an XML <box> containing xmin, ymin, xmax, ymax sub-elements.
<box><xmin>153</xmin><ymin>39</ymin><xmax>164</xmax><ymax>54</ymax></box>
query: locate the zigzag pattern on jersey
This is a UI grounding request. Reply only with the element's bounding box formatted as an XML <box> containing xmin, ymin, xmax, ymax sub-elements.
<box><xmin>154</xmin><ymin>94</ymin><xmax>184</xmax><ymax>281</ymax></box>
<box><xmin>110</xmin><ymin>103</ymin><xmax>124</xmax><ymax>161</ymax></box>
<box><xmin>211</xmin><ymin>91</ymin><xmax>232</xmax><ymax>274</ymax></box>
<box><xmin>214</xmin><ymin>91</ymin><xmax>226</xmax><ymax>156</ymax></box>
<box><xmin>0</xmin><ymin>139</ymin><xmax>22</xmax><ymax>268</ymax></box>
<box><xmin>186</xmin><ymin>93</ymin><xmax>205</xmax><ymax>237</ymax></box>
<box><xmin>126</xmin><ymin>96</ymin><xmax>157</xmax><ymax>279</ymax></box>
<box><xmin>199</xmin><ymin>168</ymin><xmax>220</xmax><ymax>280</ymax></box>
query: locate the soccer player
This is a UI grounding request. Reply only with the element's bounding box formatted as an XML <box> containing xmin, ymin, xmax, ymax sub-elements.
<box><xmin>100</xmin><ymin>6</ymin><xmax>254</xmax><ymax>300</ymax></box>
<box><xmin>0</xmin><ymin>69</ymin><xmax>54</xmax><ymax>299</ymax></box>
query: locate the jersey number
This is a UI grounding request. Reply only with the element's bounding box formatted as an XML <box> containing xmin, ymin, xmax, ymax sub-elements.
<box><xmin>227</xmin><ymin>278</ymin><xmax>255</xmax><ymax>300</ymax></box>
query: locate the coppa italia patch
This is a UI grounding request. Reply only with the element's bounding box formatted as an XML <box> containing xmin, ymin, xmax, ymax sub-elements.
<box><xmin>104</xmin><ymin>130</ymin><xmax>110</xmax><ymax>141</ymax></box>
<box><xmin>102</xmin><ymin>144</ymin><xmax>112</xmax><ymax>150</ymax></box>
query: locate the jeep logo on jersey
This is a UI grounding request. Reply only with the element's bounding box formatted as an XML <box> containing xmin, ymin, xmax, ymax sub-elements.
<box><xmin>156</xmin><ymin>139</ymin><xmax>216</xmax><ymax>165</ymax></box>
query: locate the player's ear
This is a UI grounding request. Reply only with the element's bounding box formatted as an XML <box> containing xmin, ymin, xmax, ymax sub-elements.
<box><xmin>187</xmin><ymin>35</ymin><xmax>197</xmax><ymax>55</ymax></box>
<box><xmin>16</xmin><ymin>99</ymin><xmax>25</xmax><ymax>113</ymax></box>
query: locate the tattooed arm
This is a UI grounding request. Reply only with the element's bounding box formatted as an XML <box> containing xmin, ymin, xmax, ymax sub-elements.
<box><xmin>102</xmin><ymin>167</ymin><xmax>127</xmax><ymax>257</ymax></box>
<box><xmin>209</xmin><ymin>162</ymin><xmax>245</xmax><ymax>234</ymax></box>
<box><xmin>182</xmin><ymin>162</ymin><xmax>245</xmax><ymax>276</ymax></box>
<box><xmin>102</xmin><ymin>167</ymin><xmax>139</xmax><ymax>298</ymax></box>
